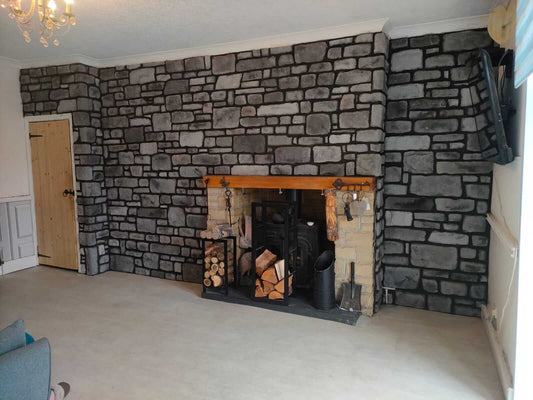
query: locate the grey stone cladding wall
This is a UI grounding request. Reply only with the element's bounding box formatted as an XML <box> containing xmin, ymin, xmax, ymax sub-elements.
<box><xmin>19</xmin><ymin>33</ymin><xmax>388</xmax><ymax>302</ymax></box>
<box><xmin>19</xmin><ymin>64</ymin><xmax>109</xmax><ymax>275</ymax></box>
<box><xmin>384</xmin><ymin>30</ymin><xmax>494</xmax><ymax>317</ymax></box>
<box><xmin>99</xmin><ymin>33</ymin><xmax>388</xmax><ymax>292</ymax></box>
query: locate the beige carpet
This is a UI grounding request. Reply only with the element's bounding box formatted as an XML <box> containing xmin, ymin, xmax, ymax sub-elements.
<box><xmin>0</xmin><ymin>266</ymin><xmax>503</xmax><ymax>400</ymax></box>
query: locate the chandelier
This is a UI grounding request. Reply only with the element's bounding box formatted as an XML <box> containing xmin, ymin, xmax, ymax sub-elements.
<box><xmin>0</xmin><ymin>0</ymin><xmax>76</xmax><ymax>47</ymax></box>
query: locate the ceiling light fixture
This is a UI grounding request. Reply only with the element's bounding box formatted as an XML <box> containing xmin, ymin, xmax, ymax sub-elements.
<box><xmin>0</xmin><ymin>0</ymin><xmax>76</xmax><ymax>47</ymax></box>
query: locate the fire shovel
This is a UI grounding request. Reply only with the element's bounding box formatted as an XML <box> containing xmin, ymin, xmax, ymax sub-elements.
<box><xmin>339</xmin><ymin>262</ymin><xmax>361</xmax><ymax>312</ymax></box>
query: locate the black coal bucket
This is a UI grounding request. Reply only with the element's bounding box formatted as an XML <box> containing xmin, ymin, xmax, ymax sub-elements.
<box><xmin>313</xmin><ymin>250</ymin><xmax>336</xmax><ymax>310</ymax></box>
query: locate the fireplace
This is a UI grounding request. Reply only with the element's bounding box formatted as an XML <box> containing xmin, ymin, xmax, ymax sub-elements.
<box><xmin>201</xmin><ymin>175</ymin><xmax>377</xmax><ymax>320</ymax></box>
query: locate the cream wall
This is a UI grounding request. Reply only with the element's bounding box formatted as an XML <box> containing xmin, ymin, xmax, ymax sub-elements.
<box><xmin>0</xmin><ymin>58</ymin><xmax>30</xmax><ymax>199</ymax></box>
<box><xmin>487</xmin><ymin>82</ymin><xmax>527</xmax><ymax>380</ymax></box>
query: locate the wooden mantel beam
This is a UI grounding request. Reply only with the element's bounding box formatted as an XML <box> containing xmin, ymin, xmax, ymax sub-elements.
<box><xmin>202</xmin><ymin>175</ymin><xmax>376</xmax><ymax>191</ymax></box>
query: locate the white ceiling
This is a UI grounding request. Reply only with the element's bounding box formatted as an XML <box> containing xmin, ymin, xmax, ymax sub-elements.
<box><xmin>0</xmin><ymin>0</ymin><xmax>494</xmax><ymax>66</ymax></box>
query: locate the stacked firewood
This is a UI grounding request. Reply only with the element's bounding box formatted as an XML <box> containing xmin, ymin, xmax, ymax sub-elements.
<box><xmin>203</xmin><ymin>242</ymin><xmax>234</xmax><ymax>288</ymax></box>
<box><xmin>254</xmin><ymin>249</ymin><xmax>293</xmax><ymax>300</ymax></box>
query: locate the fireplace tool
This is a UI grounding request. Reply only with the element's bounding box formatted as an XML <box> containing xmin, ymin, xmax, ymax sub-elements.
<box><xmin>340</xmin><ymin>262</ymin><xmax>361</xmax><ymax>312</ymax></box>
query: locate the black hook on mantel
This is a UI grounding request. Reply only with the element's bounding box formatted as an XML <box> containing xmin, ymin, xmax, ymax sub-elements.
<box><xmin>332</xmin><ymin>178</ymin><xmax>372</xmax><ymax>192</ymax></box>
<box><xmin>220</xmin><ymin>176</ymin><xmax>230</xmax><ymax>188</ymax></box>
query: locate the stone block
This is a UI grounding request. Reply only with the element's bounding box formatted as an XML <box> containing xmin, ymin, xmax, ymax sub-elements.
<box><xmin>212</xmin><ymin>54</ymin><xmax>236</xmax><ymax>74</ymax></box>
<box><xmin>414</xmin><ymin>119</ymin><xmax>459</xmax><ymax>133</ymax></box>
<box><xmin>441</xmin><ymin>281</ymin><xmax>467</xmax><ymax>296</ymax></box>
<box><xmin>428</xmin><ymin>231</ymin><xmax>469</xmax><ymax>245</ymax></box>
<box><xmin>422</xmin><ymin>279</ymin><xmax>439</xmax><ymax>293</ymax></box>
<box><xmin>462</xmin><ymin>216</ymin><xmax>486</xmax><ymax>232</ymax></box>
<box><xmin>180</xmin><ymin>131</ymin><xmax>204</xmax><ymax>147</ymax></box>
<box><xmin>435</xmin><ymin>198</ymin><xmax>475</xmax><ymax>212</ymax></box>
<box><xmin>344</xmin><ymin>44</ymin><xmax>372</xmax><ymax>57</ymax></box>
<box><xmin>391</xmin><ymin>49</ymin><xmax>423</xmax><ymax>71</ymax></box>
<box><xmin>411</xmin><ymin>244</ymin><xmax>458</xmax><ymax>270</ymax></box>
<box><xmin>385</xmin><ymin>135</ymin><xmax>431</xmax><ymax>151</ymax></box>
<box><xmin>294</xmin><ymin>42</ymin><xmax>327</xmax><ymax>63</ymax></box>
<box><xmin>168</xmin><ymin>207</ymin><xmax>185</xmax><ymax>227</ymax></box>
<box><xmin>410</xmin><ymin>175</ymin><xmax>462</xmax><ymax>197</ymax></box>
<box><xmin>385</xmin><ymin>211</ymin><xmax>413</xmax><ymax>226</ymax></box>
<box><xmin>130</xmin><ymin>68</ymin><xmax>155</xmax><ymax>84</ymax></box>
<box><xmin>385</xmin><ymin>196</ymin><xmax>434</xmax><ymax>211</ymax></box>
<box><xmin>403</xmin><ymin>151</ymin><xmax>434</xmax><ymax>174</ymax></box>
<box><xmin>425</xmin><ymin>55</ymin><xmax>454</xmax><ymax>68</ymax></box>
<box><xmin>257</xmin><ymin>103</ymin><xmax>299</xmax><ymax>116</ymax></box>
<box><xmin>85</xmin><ymin>247</ymin><xmax>99</xmax><ymax>276</ymax></box>
<box><xmin>236</xmin><ymin>56</ymin><xmax>276</xmax><ymax>72</ymax></box>
<box><xmin>165</xmin><ymin>95</ymin><xmax>182</xmax><ymax>111</ymax></box>
<box><xmin>274</xmin><ymin>147</ymin><xmax>310</xmax><ymax>163</ymax></box>
<box><xmin>164</xmin><ymin>79</ymin><xmax>189</xmax><ymax>95</ymax></box>
<box><xmin>215</xmin><ymin>73</ymin><xmax>242</xmax><ymax>89</ymax></box>
<box><xmin>124</xmin><ymin>127</ymin><xmax>144</xmax><ymax>143</ymax></box>
<box><xmin>111</xmin><ymin>255</ymin><xmax>134</xmax><ymax>273</ymax></box>
<box><xmin>152</xmin><ymin>113</ymin><xmax>171</xmax><ymax>131</ymax></box>
<box><xmin>436</xmin><ymin>162</ymin><xmax>492</xmax><ymax>175</ymax></box>
<box><xmin>339</xmin><ymin>111</ymin><xmax>370</xmax><ymax>129</ymax></box>
<box><xmin>231</xmin><ymin>165</ymin><xmax>269</xmax><ymax>175</ymax></box>
<box><xmin>210</xmin><ymin>107</ymin><xmax>238</xmax><ymax>129</ymax></box>
<box><xmin>143</xmin><ymin>253</ymin><xmax>159</xmax><ymax>269</ymax></box>
<box><xmin>388</xmin><ymin>84</ymin><xmax>424</xmax><ymax>100</ymax></box>
<box><xmin>356</xmin><ymin>153</ymin><xmax>382</xmax><ymax>176</ymax></box>
<box><xmin>184</xmin><ymin>56</ymin><xmax>205</xmax><ymax>71</ymax></box>
<box><xmin>443</xmin><ymin>30</ymin><xmax>492</xmax><ymax>52</ymax></box>
<box><xmin>180</xmin><ymin>166</ymin><xmax>207</xmax><ymax>177</ymax></box>
<box><xmin>427</xmin><ymin>295</ymin><xmax>452</xmax><ymax>313</ymax></box>
<box><xmin>149</xmin><ymin>178</ymin><xmax>176</xmax><ymax>194</ymax></box>
<box><xmin>137</xmin><ymin>218</ymin><xmax>156</xmax><ymax>233</ymax></box>
<box><xmin>152</xmin><ymin>154</ymin><xmax>171</xmax><ymax>170</ymax></box>
<box><xmin>306</xmin><ymin>113</ymin><xmax>331</xmax><ymax>135</ymax></box>
<box><xmin>335</xmin><ymin>70</ymin><xmax>371</xmax><ymax>85</ymax></box>
<box><xmin>466</xmin><ymin>184</ymin><xmax>490</xmax><ymax>199</ymax></box>
<box><xmin>395</xmin><ymin>291</ymin><xmax>425</xmax><ymax>309</ymax></box>
<box><xmin>384</xmin><ymin>267</ymin><xmax>420</xmax><ymax>289</ymax></box>
<box><xmin>385</xmin><ymin>228</ymin><xmax>426</xmax><ymax>241</ymax></box>
<box><xmin>313</xmin><ymin>146</ymin><xmax>341</xmax><ymax>163</ymax></box>
<box><xmin>234</xmin><ymin>135</ymin><xmax>266</xmax><ymax>153</ymax></box>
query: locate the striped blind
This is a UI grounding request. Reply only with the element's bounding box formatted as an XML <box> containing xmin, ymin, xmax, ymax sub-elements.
<box><xmin>515</xmin><ymin>0</ymin><xmax>533</xmax><ymax>87</ymax></box>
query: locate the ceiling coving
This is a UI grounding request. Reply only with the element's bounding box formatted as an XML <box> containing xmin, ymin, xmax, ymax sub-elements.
<box><xmin>0</xmin><ymin>0</ymin><xmax>76</xmax><ymax>47</ymax></box>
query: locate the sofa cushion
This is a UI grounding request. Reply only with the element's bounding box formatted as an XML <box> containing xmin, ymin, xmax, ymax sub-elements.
<box><xmin>0</xmin><ymin>319</ymin><xmax>26</xmax><ymax>356</ymax></box>
<box><xmin>0</xmin><ymin>338</ymin><xmax>51</xmax><ymax>400</ymax></box>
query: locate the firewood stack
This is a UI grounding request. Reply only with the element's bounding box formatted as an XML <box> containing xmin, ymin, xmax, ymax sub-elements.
<box><xmin>254</xmin><ymin>249</ymin><xmax>293</xmax><ymax>300</ymax></box>
<box><xmin>203</xmin><ymin>242</ymin><xmax>235</xmax><ymax>288</ymax></box>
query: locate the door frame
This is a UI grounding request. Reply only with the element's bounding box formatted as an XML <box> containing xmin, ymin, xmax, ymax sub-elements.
<box><xmin>24</xmin><ymin>113</ymin><xmax>81</xmax><ymax>273</ymax></box>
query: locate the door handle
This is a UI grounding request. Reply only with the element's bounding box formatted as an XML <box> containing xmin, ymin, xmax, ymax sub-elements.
<box><xmin>63</xmin><ymin>189</ymin><xmax>75</xmax><ymax>197</ymax></box>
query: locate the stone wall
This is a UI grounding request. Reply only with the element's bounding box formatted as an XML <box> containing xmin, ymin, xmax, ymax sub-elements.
<box><xmin>98</xmin><ymin>33</ymin><xmax>387</xmax><ymax>293</ymax></box>
<box><xmin>20</xmin><ymin>64</ymin><xmax>109</xmax><ymax>275</ymax></box>
<box><xmin>383</xmin><ymin>30</ymin><xmax>494</xmax><ymax>316</ymax></box>
<box><xmin>19</xmin><ymin>33</ymin><xmax>388</xmax><ymax>304</ymax></box>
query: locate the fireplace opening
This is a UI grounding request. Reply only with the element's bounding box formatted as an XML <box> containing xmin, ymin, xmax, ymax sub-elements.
<box><xmin>201</xmin><ymin>175</ymin><xmax>376</xmax><ymax>324</ymax></box>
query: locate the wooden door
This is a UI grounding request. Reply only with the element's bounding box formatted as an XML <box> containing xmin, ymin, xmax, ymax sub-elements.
<box><xmin>29</xmin><ymin>120</ymin><xmax>78</xmax><ymax>270</ymax></box>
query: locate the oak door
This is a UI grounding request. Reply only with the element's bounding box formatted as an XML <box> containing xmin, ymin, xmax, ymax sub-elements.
<box><xmin>29</xmin><ymin>120</ymin><xmax>78</xmax><ymax>270</ymax></box>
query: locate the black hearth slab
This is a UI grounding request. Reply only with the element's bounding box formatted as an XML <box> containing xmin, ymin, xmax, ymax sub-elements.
<box><xmin>202</xmin><ymin>286</ymin><xmax>359</xmax><ymax>325</ymax></box>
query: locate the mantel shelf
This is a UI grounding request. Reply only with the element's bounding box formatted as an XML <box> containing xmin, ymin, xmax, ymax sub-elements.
<box><xmin>203</xmin><ymin>175</ymin><xmax>376</xmax><ymax>191</ymax></box>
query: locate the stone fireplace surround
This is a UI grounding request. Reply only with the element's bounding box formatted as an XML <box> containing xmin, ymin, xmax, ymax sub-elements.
<box><xmin>204</xmin><ymin>175</ymin><xmax>377</xmax><ymax>316</ymax></box>
<box><xmin>19</xmin><ymin>28</ymin><xmax>493</xmax><ymax>317</ymax></box>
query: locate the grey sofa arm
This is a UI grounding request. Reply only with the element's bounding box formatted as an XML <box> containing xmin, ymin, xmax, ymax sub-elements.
<box><xmin>0</xmin><ymin>338</ymin><xmax>51</xmax><ymax>400</ymax></box>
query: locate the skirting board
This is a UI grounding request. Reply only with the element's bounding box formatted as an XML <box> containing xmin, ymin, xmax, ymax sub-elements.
<box><xmin>481</xmin><ymin>304</ymin><xmax>514</xmax><ymax>400</ymax></box>
<box><xmin>0</xmin><ymin>255</ymin><xmax>38</xmax><ymax>275</ymax></box>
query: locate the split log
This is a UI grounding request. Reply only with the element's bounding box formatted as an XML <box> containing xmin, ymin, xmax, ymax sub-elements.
<box><xmin>205</xmin><ymin>243</ymin><xmax>223</xmax><ymax>257</ymax></box>
<box><xmin>325</xmin><ymin>188</ymin><xmax>339</xmax><ymax>241</ymax></box>
<box><xmin>204</xmin><ymin>271</ymin><xmax>210</xmax><ymax>279</ymax></box>
<box><xmin>209</xmin><ymin>270</ymin><xmax>217</xmax><ymax>277</ymax></box>
<box><xmin>255</xmin><ymin>279</ymin><xmax>266</xmax><ymax>297</ymax></box>
<box><xmin>212</xmin><ymin>275</ymin><xmax>223</xmax><ymax>287</ymax></box>
<box><xmin>210</xmin><ymin>264</ymin><xmax>219</xmax><ymax>274</ymax></box>
<box><xmin>256</xmin><ymin>249</ymin><xmax>277</xmax><ymax>275</ymax></box>
<box><xmin>203</xmin><ymin>278</ymin><xmax>212</xmax><ymax>287</ymax></box>
<box><xmin>268</xmin><ymin>291</ymin><xmax>284</xmax><ymax>300</ymax></box>
<box><xmin>261</xmin><ymin>267</ymin><xmax>278</xmax><ymax>284</ymax></box>
<box><xmin>274</xmin><ymin>259</ymin><xmax>285</xmax><ymax>281</ymax></box>
<box><xmin>219</xmin><ymin>261</ymin><xmax>225</xmax><ymax>269</ymax></box>
<box><xmin>211</xmin><ymin>257</ymin><xmax>219</xmax><ymax>264</ymax></box>
<box><xmin>274</xmin><ymin>274</ymin><xmax>294</xmax><ymax>294</ymax></box>
<box><xmin>218</xmin><ymin>267</ymin><xmax>225</xmax><ymax>276</ymax></box>
<box><xmin>262</xmin><ymin>281</ymin><xmax>275</xmax><ymax>295</ymax></box>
